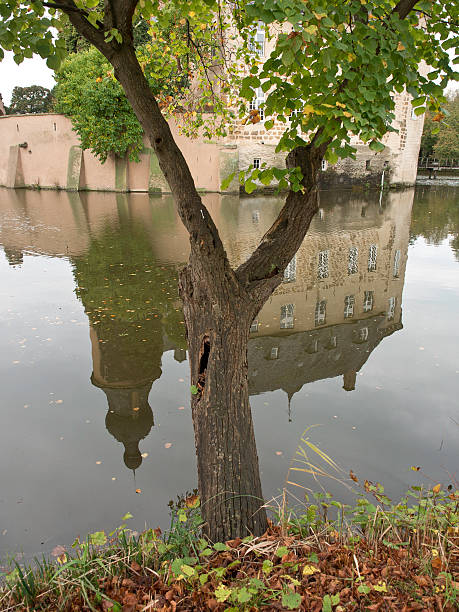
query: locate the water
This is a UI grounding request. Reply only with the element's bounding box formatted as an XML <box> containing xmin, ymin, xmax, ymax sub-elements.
<box><xmin>0</xmin><ymin>185</ymin><xmax>458</xmax><ymax>561</ymax></box>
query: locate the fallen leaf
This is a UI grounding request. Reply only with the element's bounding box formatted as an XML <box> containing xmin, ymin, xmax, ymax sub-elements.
<box><xmin>136</xmin><ymin>488</ymin><xmax>142</xmax><ymax>494</ymax></box>
<box><xmin>350</xmin><ymin>470</ymin><xmax>359</xmax><ymax>483</ymax></box>
<box><xmin>303</xmin><ymin>564</ymin><xmax>321</xmax><ymax>576</ymax></box>
<box><xmin>276</xmin><ymin>451</ymin><xmax>283</xmax><ymax>456</ymax></box>
<box><xmin>141</xmin><ymin>452</ymin><xmax>149</xmax><ymax>458</ymax></box>
<box><xmin>432</xmin><ymin>483</ymin><xmax>441</xmax><ymax>494</ymax></box>
<box><xmin>164</xmin><ymin>443</ymin><xmax>172</xmax><ymax>449</ymax></box>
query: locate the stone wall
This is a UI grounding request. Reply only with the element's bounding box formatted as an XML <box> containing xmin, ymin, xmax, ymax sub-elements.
<box><xmin>0</xmin><ymin>113</ymin><xmax>231</xmax><ymax>193</ymax></box>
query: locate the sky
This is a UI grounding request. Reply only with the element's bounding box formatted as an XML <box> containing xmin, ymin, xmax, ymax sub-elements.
<box><xmin>0</xmin><ymin>52</ymin><xmax>56</xmax><ymax>104</ymax></box>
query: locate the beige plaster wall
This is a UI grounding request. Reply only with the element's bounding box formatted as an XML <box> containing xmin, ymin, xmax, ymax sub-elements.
<box><xmin>0</xmin><ymin>113</ymin><xmax>223</xmax><ymax>192</ymax></box>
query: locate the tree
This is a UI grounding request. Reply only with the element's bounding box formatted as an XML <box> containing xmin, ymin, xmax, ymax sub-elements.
<box><xmin>433</xmin><ymin>94</ymin><xmax>459</xmax><ymax>159</ymax></box>
<box><xmin>7</xmin><ymin>84</ymin><xmax>53</xmax><ymax>114</ymax></box>
<box><xmin>421</xmin><ymin>94</ymin><xmax>459</xmax><ymax>159</ymax></box>
<box><xmin>1</xmin><ymin>0</ymin><xmax>457</xmax><ymax>542</ymax></box>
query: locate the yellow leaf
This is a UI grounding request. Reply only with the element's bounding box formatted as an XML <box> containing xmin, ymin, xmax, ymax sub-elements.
<box><xmin>410</xmin><ymin>466</ymin><xmax>421</xmax><ymax>471</ymax></box>
<box><xmin>343</xmin><ymin>111</ymin><xmax>352</xmax><ymax>118</ymax></box>
<box><xmin>303</xmin><ymin>565</ymin><xmax>321</xmax><ymax>576</ymax></box>
<box><xmin>188</xmin><ymin>11</ymin><xmax>195</xmax><ymax>17</ymax></box>
<box><xmin>336</xmin><ymin>102</ymin><xmax>346</xmax><ymax>108</ymax></box>
<box><xmin>397</xmin><ymin>42</ymin><xmax>405</xmax><ymax>51</ymax></box>
<box><xmin>302</xmin><ymin>104</ymin><xmax>315</xmax><ymax>115</ymax></box>
<box><xmin>432</xmin><ymin>483</ymin><xmax>441</xmax><ymax>494</ymax></box>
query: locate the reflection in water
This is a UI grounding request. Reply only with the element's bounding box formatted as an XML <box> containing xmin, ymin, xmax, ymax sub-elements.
<box><xmin>0</xmin><ymin>188</ymin><xmax>412</xmax><ymax>471</ymax></box>
<box><xmin>71</xmin><ymin>219</ymin><xmax>185</xmax><ymax>470</ymax></box>
<box><xmin>410</xmin><ymin>185</ymin><xmax>459</xmax><ymax>260</ymax></box>
<box><xmin>62</xmin><ymin>189</ymin><xmax>411</xmax><ymax>469</ymax></box>
<box><xmin>3</xmin><ymin>184</ymin><xmax>459</xmax><ymax>557</ymax></box>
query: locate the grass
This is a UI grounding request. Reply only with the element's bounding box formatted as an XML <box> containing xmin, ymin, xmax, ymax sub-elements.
<box><xmin>1</xmin><ymin>481</ymin><xmax>458</xmax><ymax>611</ymax></box>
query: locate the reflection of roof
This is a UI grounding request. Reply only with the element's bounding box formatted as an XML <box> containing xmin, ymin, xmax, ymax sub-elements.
<box><xmin>248</xmin><ymin>315</ymin><xmax>402</xmax><ymax>398</ymax></box>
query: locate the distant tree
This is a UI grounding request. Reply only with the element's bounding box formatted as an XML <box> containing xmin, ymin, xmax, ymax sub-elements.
<box><xmin>433</xmin><ymin>94</ymin><xmax>459</xmax><ymax>159</ymax></box>
<box><xmin>8</xmin><ymin>85</ymin><xmax>53</xmax><ymax>114</ymax></box>
<box><xmin>421</xmin><ymin>94</ymin><xmax>459</xmax><ymax>159</ymax></box>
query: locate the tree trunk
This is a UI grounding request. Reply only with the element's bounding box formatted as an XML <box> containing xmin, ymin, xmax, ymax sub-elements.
<box><xmin>179</xmin><ymin>261</ymin><xmax>268</xmax><ymax>541</ymax></box>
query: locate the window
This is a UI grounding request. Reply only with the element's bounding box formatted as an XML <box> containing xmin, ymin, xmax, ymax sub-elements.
<box><xmin>249</xmin><ymin>87</ymin><xmax>264</xmax><ymax>120</ymax></box>
<box><xmin>387</xmin><ymin>297</ymin><xmax>396</xmax><ymax>320</ymax></box>
<box><xmin>252</xmin><ymin>210</ymin><xmax>260</xmax><ymax>223</ymax></box>
<box><xmin>368</xmin><ymin>244</ymin><xmax>378</xmax><ymax>271</ymax></box>
<box><xmin>344</xmin><ymin>295</ymin><xmax>355</xmax><ymax>318</ymax></box>
<box><xmin>283</xmin><ymin>255</ymin><xmax>296</xmax><ymax>283</ymax></box>
<box><xmin>348</xmin><ymin>246</ymin><xmax>358</xmax><ymax>275</ymax></box>
<box><xmin>393</xmin><ymin>249</ymin><xmax>401</xmax><ymax>278</ymax></box>
<box><xmin>363</xmin><ymin>290</ymin><xmax>374</xmax><ymax>313</ymax></box>
<box><xmin>249</xmin><ymin>22</ymin><xmax>265</xmax><ymax>57</ymax></box>
<box><xmin>366</xmin><ymin>159</ymin><xmax>371</xmax><ymax>170</ymax></box>
<box><xmin>280</xmin><ymin>304</ymin><xmax>294</xmax><ymax>329</ymax></box>
<box><xmin>318</xmin><ymin>250</ymin><xmax>329</xmax><ymax>279</ymax></box>
<box><xmin>315</xmin><ymin>300</ymin><xmax>326</xmax><ymax>326</ymax></box>
<box><xmin>253</xmin><ymin>158</ymin><xmax>260</xmax><ymax>169</ymax></box>
<box><xmin>270</xmin><ymin>347</ymin><xmax>279</xmax><ymax>359</ymax></box>
<box><xmin>321</xmin><ymin>160</ymin><xmax>328</xmax><ymax>171</ymax></box>
<box><xmin>250</xmin><ymin>320</ymin><xmax>259</xmax><ymax>333</ymax></box>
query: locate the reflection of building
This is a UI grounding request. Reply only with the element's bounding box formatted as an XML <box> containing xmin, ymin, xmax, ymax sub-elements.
<box><xmin>1</xmin><ymin>187</ymin><xmax>414</xmax><ymax>428</ymax></box>
<box><xmin>242</xmin><ymin>189</ymin><xmax>413</xmax><ymax>403</ymax></box>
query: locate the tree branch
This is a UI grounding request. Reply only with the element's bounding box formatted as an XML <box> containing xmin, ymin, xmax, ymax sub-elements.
<box><xmin>392</xmin><ymin>0</ymin><xmax>420</xmax><ymax>20</ymax></box>
<box><xmin>42</xmin><ymin>0</ymin><xmax>108</xmax><ymax>54</ymax></box>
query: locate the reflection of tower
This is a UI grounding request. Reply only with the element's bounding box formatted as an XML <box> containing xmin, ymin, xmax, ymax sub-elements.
<box><xmin>89</xmin><ymin>318</ymin><xmax>163</xmax><ymax>470</ymax></box>
<box><xmin>4</xmin><ymin>247</ymin><xmax>23</xmax><ymax>267</ymax></box>
<box><xmin>102</xmin><ymin>385</ymin><xmax>154</xmax><ymax>470</ymax></box>
<box><xmin>342</xmin><ymin>370</ymin><xmax>357</xmax><ymax>392</ymax></box>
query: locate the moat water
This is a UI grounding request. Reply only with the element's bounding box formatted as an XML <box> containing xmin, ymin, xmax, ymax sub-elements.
<box><xmin>0</xmin><ymin>185</ymin><xmax>458</xmax><ymax>562</ymax></box>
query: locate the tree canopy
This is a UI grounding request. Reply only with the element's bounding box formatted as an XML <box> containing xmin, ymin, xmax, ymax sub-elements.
<box><xmin>7</xmin><ymin>84</ymin><xmax>53</xmax><ymax>114</ymax></box>
<box><xmin>420</xmin><ymin>94</ymin><xmax>459</xmax><ymax>159</ymax></box>
<box><xmin>0</xmin><ymin>1</ymin><xmax>457</xmax><ymax>189</ymax></box>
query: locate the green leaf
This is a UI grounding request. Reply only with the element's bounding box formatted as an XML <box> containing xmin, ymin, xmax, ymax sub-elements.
<box><xmin>244</xmin><ymin>180</ymin><xmax>257</xmax><ymax>194</ymax></box>
<box><xmin>220</xmin><ymin>172</ymin><xmax>235</xmax><ymax>191</ymax></box>
<box><xmin>237</xmin><ymin>587</ymin><xmax>252</xmax><ymax>603</ymax></box>
<box><xmin>262</xmin><ymin>559</ymin><xmax>274</xmax><ymax>574</ymax></box>
<box><xmin>89</xmin><ymin>531</ymin><xmax>107</xmax><ymax>546</ymax></box>
<box><xmin>357</xmin><ymin>584</ymin><xmax>371</xmax><ymax>594</ymax></box>
<box><xmin>215</xmin><ymin>584</ymin><xmax>232</xmax><ymax>602</ymax></box>
<box><xmin>264</xmin><ymin>119</ymin><xmax>274</xmax><ymax>130</ymax></box>
<box><xmin>190</xmin><ymin>385</ymin><xmax>199</xmax><ymax>395</ymax></box>
<box><xmin>281</xmin><ymin>590</ymin><xmax>302</xmax><ymax>610</ymax></box>
<box><xmin>180</xmin><ymin>564</ymin><xmax>195</xmax><ymax>577</ymax></box>
<box><xmin>282</xmin><ymin>49</ymin><xmax>295</xmax><ymax>67</ymax></box>
<box><xmin>213</xmin><ymin>542</ymin><xmax>228</xmax><ymax>551</ymax></box>
<box><xmin>121</xmin><ymin>512</ymin><xmax>133</xmax><ymax>520</ymax></box>
<box><xmin>369</xmin><ymin>140</ymin><xmax>385</xmax><ymax>152</ymax></box>
<box><xmin>276</xmin><ymin>545</ymin><xmax>289</xmax><ymax>557</ymax></box>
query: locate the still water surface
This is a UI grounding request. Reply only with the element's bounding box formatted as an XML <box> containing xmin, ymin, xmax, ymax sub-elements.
<box><xmin>0</xmin><ymin>185</ymin><xmax>458</xmax><ymax>561</ymax></box>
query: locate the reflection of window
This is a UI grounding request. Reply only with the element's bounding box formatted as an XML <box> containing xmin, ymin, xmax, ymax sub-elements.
<box><xmin>387</xmin><ymin>297</ymin><xmax>396</xmax><ymax>320</ymax></box>
<box><xmin>318</xmin><ymin>208</ymin><xmax>325</xmax><ymax>220</ymax></box>
<box><xmin>252</xmin><ymin>210</ymin><xmax>260</xmax><ymax>223</ymax></box>
<box><xmin>368</xmin><ymin>244</ymin><xmax>378</xmax><ymax>271</ymax></box>
<box><xmin>253</xmin><ymin>158</ymin><xmax>260</xmax><ymax>169</ymax></box>
<box><xmin>393</xmin><ymin>249</ymin><xmax>401</xmax><ymax>278</ymax></box>
<box><xmin>318</xmin><ymin>250</ymin><xmax>329</xmax><ymax>279</ymax></box>
<box><xmin>359</xmin><ymin>327</ymin><xmax>369</xmax><ymax>341</ymax></box>
<box><xmin>280</xmin><ymin>303</ymin><xmax>294</xmax><ymax>329</ymax></box>
<box><xmin>348</xmin><ymin>246</ymin><xmax>358</xmax><ymax>275</ymax></box>
<box><xmin>249</xmin><ymin>22</ymin><xmax>265</xmax><ymax>56</ymax></box>
<box><xmin>344</xmin><ymin>295</ymin><xmax>355</xmax><ymax>318</ymax></box>
<box><xmin>250</xmin><ymin>320</ymin><xmax>259</xmax><ymax>333</ymax></box>
<box><xmin>321</xmin><ymin>160</ymin><xmax>328</xmax><ymax>171</ymax></box>
<box><xmin>249</xmin><ymin>87</ymin><xmax>265</xmax><ymax>120</ymax></box>
<box><xmin>315</xmin><ymin>300</ymin><xmax>326</xmax><ymax>326</ymax></box>
<box><xmin>307</xmin><ymin>338</ymin><xmax>319</xmax><ymax>354</ymax></box>
<box><xmin>326</xmin><ymin>335</ymin><xmax>337</xmax><ymax>349</ymax></box>
<box><xmin>283</xmin><ymin>255</ymin><xmax>296</xmax><ymax>283</ymax></box>
<box><xmin>270</xmin><ymin>347</ymin><xmax>279</xmax><ymax>359</ymax></box>
<box><xmin>366</xmin><ymin>159</ymin><xmax>371</xmax><ymax>170</ymax></box>
<box><xmin>363</xmin><ymin>290</ymin><xmax>374</xmax><ymax>312</ymax></box>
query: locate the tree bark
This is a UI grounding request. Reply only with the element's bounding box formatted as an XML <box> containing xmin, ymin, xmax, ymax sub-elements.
<box><xmin>179</xmin><ymin>262</ymin><xmax>267</xmax><ymax>540</ymax></box>
<box><xmin>60</xmin><ymin>0</ymin><xmax>327</xmax><ymax>542</ymax></box>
